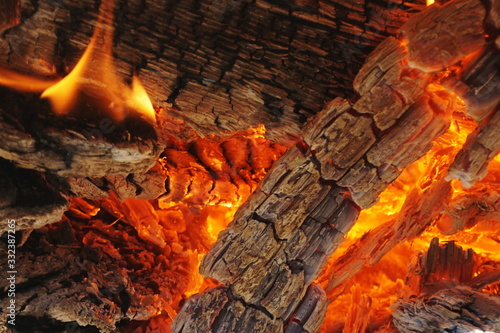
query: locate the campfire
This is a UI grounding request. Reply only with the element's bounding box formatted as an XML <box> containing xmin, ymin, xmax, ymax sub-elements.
<box><xmin>0</xmin><ymin>0</ymin><xmax>499</xmax><ymax>332</ymax></box>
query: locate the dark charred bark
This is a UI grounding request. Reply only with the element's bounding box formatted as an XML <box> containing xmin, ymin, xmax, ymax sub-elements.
<box><xmin>0</xmin><ymin>0</ymin><xmax>426</xmax><ymax>141</ymax></box>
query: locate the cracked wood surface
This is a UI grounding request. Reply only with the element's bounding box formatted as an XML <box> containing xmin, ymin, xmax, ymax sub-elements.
<box><xmin>0</xmin><ymin>89</ymin><xmax>163</xmax><ymax>179</ymax></box>
<box><xmin>173</xmin><ymin>0</ymin><xmax>493</xmax><ymax>331</ymax></box>
<box><xmin>0</xmin><ymin>0</ymin><xmax>426</xmax><ymax>141</ymax></box>
<box><xmin>393</xmin><ymin>239</ymin><xmax>500</xmax><ymax>333</ymax></box>
<box><xmin>0</xmin><ymin>0</ymin><xmax>498</xmax><ymax>331</ymax></box>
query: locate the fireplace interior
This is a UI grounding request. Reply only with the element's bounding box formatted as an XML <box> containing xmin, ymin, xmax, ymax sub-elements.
<box><xmin>0</xmin><ymin>0</ymin><xmax>499</xmax><ymax>332</ymax></box>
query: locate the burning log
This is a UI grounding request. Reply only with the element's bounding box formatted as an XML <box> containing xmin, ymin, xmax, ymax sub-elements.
<box><xmin>447</xmin><ymin>107</ymin><xmax>500</xmax><ymax>187</ymax></box>
<box><xmin>0</xmin><ymin>89</ymin><xmax>162</xmax><ymax>179</ymax></box>
<box><xmin>0</xmin><ymin>0</ymin><xmax>499</xmax><ymax>331</ymax></box>
<box><xmin>324</xmin><ymin>178</ymin><xmax>452</xmax><ymax>297</ymax></box>
<box><xmin>0</xmin><ymin>0</ymin><xmax>426</xmax><ymax>141</ymax></box>
<box><xmin>393</xmin><ymin>239</ymin><xmax>500</xmax><ymax>333</ymax></box>
<box><xmin>173</xmin><ymin>0</ymin><xmax>498</xmax><ymax>331</ymax></box>
<box><xmin>172</xmin><ymin>89</ymin><xmax>450</xmax><ymax>330</ymax></box>
<box><xmin>0</xmin><ymin>200</ymin><xmax>197</xmax><ymax>332</ymax></box>
<box><xmin>393</xmin><ymin>285</ymin><xmax>500</xmax><ymax>332</ymax></box>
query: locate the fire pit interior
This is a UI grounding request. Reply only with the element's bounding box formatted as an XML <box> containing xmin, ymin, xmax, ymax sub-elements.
<box><xmin>0</xmin><ymin>0</ymin><xmax>499</xmax><ymax>332</ymax></box>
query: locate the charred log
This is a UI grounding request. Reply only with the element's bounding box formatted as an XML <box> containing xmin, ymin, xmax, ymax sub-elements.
<box><xmin>0</xmin><ymin>0</ymin><xmax>499</xmax><ymax>331</ymax></box>
<box><xmin>0</xmin><ymin>0</ymin><xmax>427</xmax><ymax>141</ymax></box>
<box><xmin>393</xmin><ymin>239</ymin><xmax>500</xmax><ymax>333</ymax></box>
<box><xmin>0</xmin><ymin>159</ymin><xmax>68</xmax><ymax>233</ymax></box>
<box><xmin>173</xmin><ymin>0</ymin><xmax>495</xmax><ymax>331</ymax></box>
<box><xmin>0</xmin><ymin>89</ymin><xmax>163</xmax><ymax>179</ymax></box>
<box><xmin>0</xmin><ymin>199</ymin><xmax>196</xmax><ymax>332</ymax></box>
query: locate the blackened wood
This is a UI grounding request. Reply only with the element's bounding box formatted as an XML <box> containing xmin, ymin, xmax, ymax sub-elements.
<box><xmin>0</xmin><ymin>200</ymin><xmax>197</xmax><ymax>332</ymax></box>
<box><xmin>0</xmin><ymin>90</ymin><xmax>163</xmax><ymax>178</ymax></box>
<box><xmin>0</xmin><ymin>0</ymin><xmax>20</xmax><ymax>33</ymax></box>
<box><xmin>0</xmin><ymin>0</ymin><xmax>427</xmax><ymax>141</ymax></box>
<box><xmin>394</xmin><ymin>239</ymin><xmax>500</xmax><ymax>333</ymax></box>
<box><xmin>0</xmin><ymin>159</ymin><xmax>68</xmax><ymax>233</ymax></box>
<box><xmin>392</xmin><ymin>285</ymin><xmax>500</xmax><ymax>332</ymax></box>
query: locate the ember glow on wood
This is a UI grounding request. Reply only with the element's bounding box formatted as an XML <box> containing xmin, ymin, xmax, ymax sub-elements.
<box><xmin>0</xmin><ymin>0</ymin><xmax>499</xmax><ymax>332</ymax></box>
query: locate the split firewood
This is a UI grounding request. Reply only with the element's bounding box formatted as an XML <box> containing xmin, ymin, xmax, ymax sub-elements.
<box><xmin>447</xmin><ymin>108</ymin><xmax>500</xmax><ymax>187</ymax></box>
<box><xmin>393</xmin><ymin>239</ymin><xmax>500</xmax><ymax>333</ymax></box>
<box><xmin>324</xmin><ymin>178</ymin><xmax>452</xmax><ymax>296</ymax></box>
<box><xmin>393</xmin><ymin>285</ymin><xmax>500</xmax><ymax>332</ymax></box>
<box><xmin>437</xmin><ymin>176</ymin><xmax>500</xmax><ymax>235</ymax></box>
<box><xmin>174</xmin><ymin>0</ymin><xmax>491</xmax><ymax>331</ymax></box>
<box><xmin>176</xmin><ymin>85</ymin><xmax>451</xmax><ymax>330</ymax></box>
<box><xmin>0</xmin><ymin>0</ymin><xmax>426</xmax><ymax>141</ymax></box>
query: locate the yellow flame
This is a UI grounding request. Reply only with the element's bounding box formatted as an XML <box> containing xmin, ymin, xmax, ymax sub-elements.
<box><xmin>128</xmin><ymin>76</ymin><xmax>156</xmax><ymax>122</ymax></box>
<box><xmin>426</xmin><ymin>0</ymin><xmax>435</xmax><ymax>5</ymax></box>
<box><xmin>0</xmin><ymin>68</ymin><xmax>59</xmax><ymax>92</ymax></box>
<box><xmin>40</xmin><ymin>0</ymin><xmax>155</xmax><ymax>123</ymax></box>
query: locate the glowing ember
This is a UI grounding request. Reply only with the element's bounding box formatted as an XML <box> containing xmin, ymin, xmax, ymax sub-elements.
<box><xmin>318</xmin><ymin>103</ymin><xmax>491</xmax><ymax>330</ymax></box>
<box><xmin>157</xmin><ymin>126</ymin><xmax>288</xmax><ymax>299</ymax></box>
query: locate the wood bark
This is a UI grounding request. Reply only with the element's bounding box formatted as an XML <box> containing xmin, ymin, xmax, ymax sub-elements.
<box><xmin>0</xmin><ymin>159</ymin><xmax>69</xmax><ymax>234</ymax></box>
<box><xmin>393</xmin><ymin>239</ymin><xmax>500</xmax><ymax>333</ymax></box>
<box><xmin>447</xmin><ymin>107</ymin><xmax>500</xmax><ymax>187</ymax></box>
<box><xmin>0</xmin><ymin>0</ymin><xmax>426</xmax><ymax>141</ymax></box>
<box><xmin>0</xmin><ymin>198</ymin><xmax>200</xmax><ymax>333</ymax></box>
<box><xmin>0</xmin><ymin>126</ymin><xmax>286</xmax><ymax>332</ymax></box>
<box><xmin>393</xmin><ymin>285</ymin><xmax>500</xmax><ymax>332</ymax></box>
<box><xmin>0</xmin><ymin>0</ymin><xmax>498</xmax><ymax>332</ymax></box>
<box><xmin>173</xmin><ymin>0</ymin><xmax>493</xmax><ymax>331</ymax></box>
<box><xmin>0</xmin><ymin>89</ymin><xmax>163</xmax><ymax>179</ymax></box>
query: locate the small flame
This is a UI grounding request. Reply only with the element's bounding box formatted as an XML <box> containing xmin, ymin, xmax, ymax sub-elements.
<box><xmin>426</xmin><ymin>0</ymin><xmax>435</xmax><ymax>5</ymax></box>
<box><xmin>0</xmin><ymin>68</ymin><xmax>59</xmax><ymax>92</ymax></box>
<box><xmin>128</xmin><ymin>76</ymin><xmax>156</xmax><ymax>122</ymax></box>
<box><xmin>39</xmin><ymin>0</ymin><xmax>155</xmax><ymax>123</ymax></box>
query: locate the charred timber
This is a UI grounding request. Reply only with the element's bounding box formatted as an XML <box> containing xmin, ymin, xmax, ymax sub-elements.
<box><xmin>173</xmin><ymin>0</ymin><xmax>499</xmax><ymax>331</ymax></box>
<box><xmin>0</xmin><ymin>0</ymin><xmax>426</xmax><ymax>141</ymax></box>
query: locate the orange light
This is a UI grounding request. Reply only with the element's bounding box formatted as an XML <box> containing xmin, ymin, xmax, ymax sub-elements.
<box><xmin>319</xmin><ymin>106</ymin><xmax>482</xmax><ymax>330</ymax></box>
<box><xmin>39</xmin><ymin>0</ymin><xmax>156</xmax><ymax>123</ymax></box>
<box><xmin>426</xmin><ymin>0</ymin><xmax>435</xmax><ymax>6</ymax></box>
<box><xmin>128</xmin><ymin>75</ymin><xmax>156</xmax><ymax>123</ymax></box>
<box><xmin>0</xmin><ymin>68</ymin><xmax>59</xmax><ymax>92</ymax></box>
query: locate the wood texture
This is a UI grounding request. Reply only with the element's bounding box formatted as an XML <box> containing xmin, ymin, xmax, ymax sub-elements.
<box><xmin>447</xmin><ymin>108</ymin><xmax>500</xmax><ymax>187</ymax></box>
<box><xmin>0</xmin><ymin>159</ymin><xmax>68</xmax><ymax>233</ymax></box>
<box><xmin>0</xmin><ymin>198</ymin><xmax>199</xmax><ymax>333</ymax></box>
<box><xmin>173</xmin><ymin>0</ymin><xmax>492</xmax><ymax>331</ymax></box>
<box><xmin>393</xmin><ymin>285</ymin><xmax>500</xmax><ymax>332</ymax></box>
<box><xmin>0</xmin><ymin>89</ymin><xmax>163</xmax><ymax>178</ymax></box>
<box><xmin>0</xmin><ymin>0</ymin><xmax>20</xmax><ymax>33</ymax></box>
<box><xmin>0</xmin><ymin>0</ymin><xmax>427</xmax><ymax>141</ymax></box>
<box><xmin>0</xmin><ymin>0</ymin><xmax>498</xmax><ymax>331</ymax></box>
<box><xmin>393</xmin><ymin>239</ymin><xmax>500</xmax><ymax>333</ymax></box>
